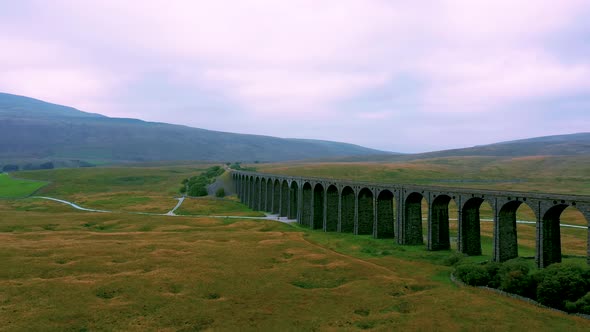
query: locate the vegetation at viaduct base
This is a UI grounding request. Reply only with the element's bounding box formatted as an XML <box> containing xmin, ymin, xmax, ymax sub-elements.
<box><xmin>180</xmin><ymin>166</ymin><xmax>224</xmax><ymax>197</ymax></box>
<box><xmin>454</xmin><ymin>259</ymin><xmax>590</xmax><ymax>314</ymax></box>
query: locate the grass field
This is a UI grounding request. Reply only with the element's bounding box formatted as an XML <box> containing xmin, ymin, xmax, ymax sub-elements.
<box><xmin>12</xmin><ymin>165</ymin><xmax>211</xmax><ymax>213</ymax></box>
<box><xmin>1</xmin><ymin>199</ymin><xmax>589</xmax><ymax>331</ymax></box>
<box><xmin>1</xmin><ymin>162</ymin><xmax>589</xmax><ymax>330</ymax></box>
<box><xmin>0</xmin><ymin>173</ymin><xmax>48</xmax><ymax>198</ymax></box>
<box><xmin>176</xmin><ymin>196</ymin><xmax>265</xmax><ymax>217</ymax></box>
<box><xmin>255</xmin><ymin>155</ymin><xmax>590</xmax><ymax>195</ymax></box>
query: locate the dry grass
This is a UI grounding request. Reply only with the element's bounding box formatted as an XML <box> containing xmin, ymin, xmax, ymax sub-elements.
<box><xmin>1</xmin><ymin>199</ymin><xmax>589</xmax><ymax>331</ymax></box>
<box><xmin>1</xmin><ymin>163</ymin><xmax>589</xmax><ymax>330</ymax></box>
<box><xmin>255</xmin><ymin>155</ymin><xmax>590</xmax><ymax>195</ymax></box>
<box><xmin>176</xmin><ymin>196</ymin><xmax>265</xmax><ymax>217</ymax></box>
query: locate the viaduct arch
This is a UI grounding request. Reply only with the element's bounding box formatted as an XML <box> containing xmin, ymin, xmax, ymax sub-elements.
<box><xmin>231</xmin><ymin>171</ymin><xmax>590</xmax><ymax>268</ymax></box>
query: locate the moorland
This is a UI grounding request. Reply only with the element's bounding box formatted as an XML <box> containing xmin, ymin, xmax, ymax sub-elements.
<box><xmin>1</xmin><ymin>156</ymin><xmax>589</xmax><ymax>330</ymax></box>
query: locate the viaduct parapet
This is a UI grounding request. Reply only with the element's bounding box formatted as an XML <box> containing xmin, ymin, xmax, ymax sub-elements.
<box><xmin>231</xmin><ymin>170</ymin><xmax>590</xmax><ymax>268</ymax></box>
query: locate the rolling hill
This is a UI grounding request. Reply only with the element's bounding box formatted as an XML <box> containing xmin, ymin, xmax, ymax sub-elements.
<box><xmin>0</xmin><ymin>92</ymin><xmax>388</xmax><ymax>165</ymax></box>
<box><xmin>317</xmin><ymin>133</ymin><xmax>590</xmax><ymax>162</ymax></box>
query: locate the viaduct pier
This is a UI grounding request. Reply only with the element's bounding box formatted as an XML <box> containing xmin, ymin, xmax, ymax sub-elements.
<box><xmin>231</xmin><ymin>171</ymin><xmax>590</xmax><ymax>268</ymax></box>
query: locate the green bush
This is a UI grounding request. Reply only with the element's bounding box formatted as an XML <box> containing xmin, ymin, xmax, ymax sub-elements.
<box><xmin>456</xmin><ymin>260</ymin><xmax>590</xmax><ymax>314</ymax></box>
<box><xmin>188</xmin><ymin>185</ymin><xmax>208</xmax><ymax>197</ymax></box>
<box><xmin>442</xmin><ymin>252</ymin><xmax>465</xmax><ymax>266</ymax></box>
<box><xmin>455</xmin><ymin>264</ymin><xmax>490</xmax><ymax>286</ymax></box>
<box><xmin>484</xmin><ymin>261</ymin><xmax>502</xmax><ymax>288</ymax></box>
<box><xmin>565</xmin><ymin>292</ymin><xmax>590</xmax><ymax>314</ymax></box>
<box><xmin>203</xmin><ymin>166</ymin><xmax>224</xmax><ymax>178</ymax></box>
<box><xmin>498</xmin><ymin>259</ymin><xmax>534</xmax><ymax>297</ymax></box>
<box><xmin>215</xmin><ymin>188</ymin><xmax>225</xmax><ymax>198</ymax></box>
<box><xmin>535</xmin><ymin>263</ymin><xmax>590</xmax><ymax>310</ymax></box>
<box><xmin>181</xmin><ymin>166</ymin><xmax>226</xmax><ymax>197</ymax></box>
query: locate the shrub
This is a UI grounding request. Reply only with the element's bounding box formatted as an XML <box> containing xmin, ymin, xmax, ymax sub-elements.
<box><xmin>454</xmin><ymin>264</ymin><xmax>490</xmax><ymax>286</ymax></box>
<box><xmin>484</xmin><ymin>261</ymin><xmax>502</xmax><ymax>288</ymax></box>
<box><xmin>215</xmin><ymin>188</ymin><xmax>225</xmax><ymax>198</ymax></box>
<box><xmin>442</xmin><ymin>252</ymin><xmax>465</xmax><ymax>266</ymax></box>
<box><xmin>535</xmin><ymin>263</ymin><xmax>590</xmax><ymax>310</ymax></box>
<box><xmin>182</xmin><ymin>166</ymin><xmax>226</xmax><ymax>196</ymax></box>
<box><xmin>40</xmin><ymin>161</ymin><xmax>54</xmax><ymax>169</ymax></box>
<box><xmin>497</xmin><ymin>259</ymin><xmax>534</xmax><ymax>297</ymax></box>
<box><xmin>2</xmin><ymin>164</ymin><xmax>19</xmax><ymax>172</ymax></box>
<box><xmin>188</xmin><ymin>185</ymin><xmax>208</xmax><ymax>197</ymax></box>
<box><xmin>565</xmin><ymin>292</ymin><xmax>590</xmax><ymax>314</ymax></box>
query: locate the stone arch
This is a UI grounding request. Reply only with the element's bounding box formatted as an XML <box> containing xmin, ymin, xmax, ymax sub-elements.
<box><xmin>260</xmin><ymin>178</ymin><xmax>267</xmax><ymax>211</ymax></box>
<box><xmin>273</xmin><ymin>179</ymin><xmax>280</xmax><ymax>214</ymax></box>
<box><xmin>376</xmin><ymin>190</ymin><xmax>395</xmax><ymax>238</ymax></box>
<box><xmin>289</xmin><ymin>181</ymin><xmax>299</xmax><ymax>219</ymax></box>
<box><xmin>237</xmin><ymin>175</ymin><xmax>243</xmax><ymax>202</ymax></box>
<box><xmin>326</xmin><ymin>185</ymin><xmax>339</xmax><ymax>232</ymax></box>
<box><xmin>265</xmin><ymin>178</ymin><xmax>273</xmax><ymax>212</ymax></box>
<box><xmin>496</xmin><ymin>200</ymin><xmax>535</xmax><ymax>262</ymax></box>
<box><xmin>357</xmin><ymin>188</ymin><xmax>374</xmax><ymax>235</ymax></box>
<box><xmin>301</xmin><ymin>182</ymin><xmax>313</xmax><ymax>227</ymax></box>
<box><xmin>539</xmin><ymin>203</ymin><xmax>569</xmax><ymax>267</ymax></box>
<box><xmin>428</xmin><ymin>194</ymin><xmax>455</xmax><ymax>251</ymax></box>
<box><xmin>254</xmin><ymin>177</ymin><xmax>261</xmax><ymax>210</ymax></box>
<box><xmin>242</xmin><ymin>175</ymin><xmax>247</xmax><ymax>204</ymax></box>
<box><xmin>404</xmin><ymin>192</ymin><xmax>424</xmax><ymax>245</ymax></box>
<box><xmin>341</xmin><ymin>186</ymin><xmax>355</xmax><ymax>233</ymax></box>
<box><xmin>249</xmin><ymin>176</ymin><xmax>255</xmax><ymax>209</ymax></box>
<box><xmin>460</xmin><ymin>197</ymin><xmax>487</xmax><ymax>256</ymax></box>
<box><xmin>280</xmin><ymin>180</ymin><xmax>289</xmax><ymax>217</ymax></box>
<box><xmin>313</xmin><ymin>183</ymin><xmax>325</xmax><ymax>229</ymax></box>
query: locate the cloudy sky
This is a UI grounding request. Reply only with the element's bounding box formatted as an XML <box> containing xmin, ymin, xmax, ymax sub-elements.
<box><xmin>1</xmin><ymin>1</ymin><xmax>589</xmax><ymax>152</ymax></box>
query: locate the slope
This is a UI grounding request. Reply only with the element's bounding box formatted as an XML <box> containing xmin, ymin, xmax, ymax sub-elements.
<box><xmin>0</xmin><ymin>92</ymin><xmax>388</xmax><ymax>163</ymax></box>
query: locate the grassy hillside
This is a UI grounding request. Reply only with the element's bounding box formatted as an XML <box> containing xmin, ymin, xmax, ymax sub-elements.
<box><xmin>0</xmin><ymin>93</ymin><xmax>387</xmax><ymax>165</ymax></box>
<box><xmin>314</xmin><ymin>133</ymin><xmax>590</xmax><ymax>163</ymax></box>
<box><xmin>256</xmin><ymin>155</ymin><xmax>590</xmax><ymax>195</ymax></box>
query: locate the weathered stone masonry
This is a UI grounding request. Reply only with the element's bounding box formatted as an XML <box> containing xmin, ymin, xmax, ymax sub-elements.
<box><xmin>232</xmin><ymin>171</ymin><xmax>590</xmax><ymax>268</ymax></box>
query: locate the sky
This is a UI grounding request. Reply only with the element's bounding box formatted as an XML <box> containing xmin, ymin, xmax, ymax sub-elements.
<box><xmin>1</xmin><ymin>0</ymin><xmax>589</xmax><ymax>153</ymax></box>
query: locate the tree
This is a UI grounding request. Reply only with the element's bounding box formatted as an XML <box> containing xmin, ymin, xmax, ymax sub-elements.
<box><xmin>40</xmin><ymin>161</ymin><xmax>54</xmax><ymax>169</ymax></box>
<box><xmin>215</xmin><ymin>188</ymin><xmax>225</xmax><ymax>198</ymax></box>
<box><xmin>2</xmin><ymin>164</ymin><xmax>19</xmax><ymax>172</ymax></box>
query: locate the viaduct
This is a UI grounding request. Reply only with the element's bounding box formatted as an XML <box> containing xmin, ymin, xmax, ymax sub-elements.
<box><xmin>231</xmin><ymin>170</ymin><xmax>590</xmax><ymax>268</ymax></box>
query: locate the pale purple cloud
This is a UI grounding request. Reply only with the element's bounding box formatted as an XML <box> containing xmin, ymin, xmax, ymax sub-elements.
<box><xmin>0</xmin><ymin>0</ymin><xmax>589</xmax><ymax>152</ymax></box>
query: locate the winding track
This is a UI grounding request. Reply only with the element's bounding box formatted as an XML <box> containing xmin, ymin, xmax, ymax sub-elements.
<box><xmin>31</xmin><ymin>195</ymin><xmax>298</xmax><ymax>223</ymax></box>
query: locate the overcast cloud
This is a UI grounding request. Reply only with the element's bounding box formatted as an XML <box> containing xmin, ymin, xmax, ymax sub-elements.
<box><xmin>1</xmin><ymin>0</ymin><xmax>589</xmax><ymax>152</ymax></box>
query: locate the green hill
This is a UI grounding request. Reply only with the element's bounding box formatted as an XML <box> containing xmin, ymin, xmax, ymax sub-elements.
<box><xmin>0</xmin><ymin>92</ymin><xmax>388</xmax><ymax>165</ymax></box>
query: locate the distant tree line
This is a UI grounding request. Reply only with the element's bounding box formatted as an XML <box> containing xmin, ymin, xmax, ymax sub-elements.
<box><xmin>1</xmin><ymin>162</ymin><xmax>54</xmax><ymax>172</ymax></box>
<box><xmin>0</xmin><ymin>160</ymin><xmax>95</xmax><ymax>172</ymax></box>
<box><xmin>454</xmin><ymin>258</ymin><xmax>590</xmax><ymax>314</ymax></box>
<box><xmin>180</xmin><ymin>166</ymin><xmax>225</xmax><ymax>197</ymax></box>
<box><xmin>228</xmin><ymin>162</ymin><xmax>256</xmax><ymax>172</ymax></box>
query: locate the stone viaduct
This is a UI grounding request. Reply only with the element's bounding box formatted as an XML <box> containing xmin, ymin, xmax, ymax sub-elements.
<box><xmin>231</xmin><ymin>170</ymin><xmax>590</xmax><ymax>268</ymax></box>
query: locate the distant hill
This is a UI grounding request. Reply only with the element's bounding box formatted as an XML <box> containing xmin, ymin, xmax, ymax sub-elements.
<box><xmin>0</xmin><ymin>92</ymin><xmax>388</xmax><ymax>165</ymax></box>
<box><xmin>320</xmin><ymin>133</ymin><xmax>590</xmax><ymax>162</ymax></box>
<box><xmin>427</xmin><ymin>133</ymin><xmax>590</xmax><ymax>157</ymax></box>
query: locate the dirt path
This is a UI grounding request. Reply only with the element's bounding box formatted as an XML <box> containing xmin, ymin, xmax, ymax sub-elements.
<box><xmin>165</xmin><ymin>196</ymin><xmax>185</xmax><ymax>216</ymax></box>
<box><xmin>31</xmin><ymin>196</ymin><xmax>584</xmax><ymax>229</ymax></box>
<box><xmin>31</xmin><ymin>196</ymin><xmax>296</xmax><ymax>223</ymax></box>
<box><xmin>33</xmin><ymin>196</ymin><xmax>110</xmax><ymax>213</ymax></box>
